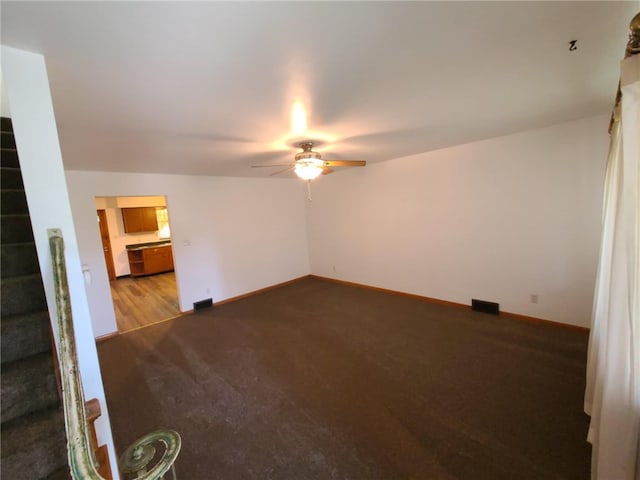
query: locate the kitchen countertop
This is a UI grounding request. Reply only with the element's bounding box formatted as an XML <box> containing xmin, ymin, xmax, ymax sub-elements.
<box><xmin>125</xmin><ymin>240</ymin><xmax>172</xmax><ymax>251</ymax></box>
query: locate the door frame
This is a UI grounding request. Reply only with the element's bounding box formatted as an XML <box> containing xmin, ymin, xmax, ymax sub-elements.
<box><xmin>97</xmin><ymin>209</ymin><xmax>116</xmax><ymax>281</ymax></box>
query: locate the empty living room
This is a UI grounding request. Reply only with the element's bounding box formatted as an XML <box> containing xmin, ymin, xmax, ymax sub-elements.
<box><xmin>1</xmin><ymin>2</ymin><xmax>638</xmax><ymax>480</ymax></box>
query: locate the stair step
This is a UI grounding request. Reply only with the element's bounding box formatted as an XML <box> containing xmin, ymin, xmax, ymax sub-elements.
<box><xmin>1</xmin><ymin>167</ymin><xmax>23</xmax><ymax>190</ymax></box>
<box><xmin>1</xmin><ymin>352</ymin><xmax>60</xmax><ymax>424</ymax></box>
<box><xmin>1</xmin><ymin>117</ymin><xmax>13</xmax><ymax>133</ymax></box>
<box><xmin>1</xmin><ymin>131</ymin><xmax>16</xmax><ymax>149</ymax></box>
<box><xmin>1</xmin><ymin>274</ymin><xmax>47</xmax><ymax>317</ymax></box>
<box><xmin>1</xmin><ymin>189</ymin><xmax>29</xmax><ymax>215</ymax></box>
<box><xmin>1</xmin><ymin>148</ymin><xmax>19</xmax><ymax>168</ymax></box>
<box><xmin>0</xmin><ymin>121</ymin><xmax>70</xmax><ymax>479</ymax></box>
<box><xmin>1</xmin><ymin>406</ymin><xmax>69</xmax><ymax>480</ymax></box>
<box><xmin>1</xmin><ymin>215</ymin><xmax>34</xmax><ymax>244</ymax></box>
<box><xmin>1</xmin><ymin>310</ymin><xmax>52</xmax><ymax>364</ymax></box>
<box><xmin>1</xmin><ymin>242</ymin><xmax>40</xmax><ymax>278</ymax></box>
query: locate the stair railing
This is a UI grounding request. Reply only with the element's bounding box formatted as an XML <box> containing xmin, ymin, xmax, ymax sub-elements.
<box><xmin>49</xmin><ymin>229</ymin><xmax>181</xmax><ymax>479</ymax></box>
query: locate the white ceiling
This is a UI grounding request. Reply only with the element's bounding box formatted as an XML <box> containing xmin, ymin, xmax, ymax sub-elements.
<box><xmin>1</xmin><ymin>2</ymin><xmax>636</xmax><ymax>178</ymax></box>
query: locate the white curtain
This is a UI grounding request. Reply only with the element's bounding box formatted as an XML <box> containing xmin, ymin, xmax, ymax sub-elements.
<box><xmin>585</xmin><ymin>54</ymin><xmax>640</xmax><ymax>480</ymax></box>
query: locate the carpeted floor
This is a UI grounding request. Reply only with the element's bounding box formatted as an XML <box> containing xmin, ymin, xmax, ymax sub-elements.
<box><xmin>97</xmin><ymin>277</ymin><xmax>591</xmax><ymax>479</ymax></box>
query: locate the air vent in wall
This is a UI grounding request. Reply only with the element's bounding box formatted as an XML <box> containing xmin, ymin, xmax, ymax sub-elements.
<box><xmin>471</xmin><ymin>299</ymin><xmax>500</xmax><ymax>315</ymax></box>
<box><xmin>193</xmin><ymin>298</ymin><xmax>213</xmax><ymax>311</ymax></box>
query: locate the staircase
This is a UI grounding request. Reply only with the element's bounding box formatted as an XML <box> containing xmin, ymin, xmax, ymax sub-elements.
<box><xmin>1</xmin><ymin>117</ymin><xmax>71</xmax><ymax>479</ymax></box>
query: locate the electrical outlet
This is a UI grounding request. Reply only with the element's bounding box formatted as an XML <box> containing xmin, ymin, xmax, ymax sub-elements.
<box><xmin>530</xmin><ymin>294</ymin><xmax>539</xmax><ymax>304</ymax></box>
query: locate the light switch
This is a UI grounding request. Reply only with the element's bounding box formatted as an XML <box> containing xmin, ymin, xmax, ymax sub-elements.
<box><xmin>81</xmin><ymin>264</ymin><xmax>91</xmax><ymax>285</ymax></box>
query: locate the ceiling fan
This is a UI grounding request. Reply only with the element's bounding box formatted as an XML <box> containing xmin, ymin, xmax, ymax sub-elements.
<box><xmin>252</xmin><ymin>142</ymin><xmax>366</xmax><ymax>181</ymax></box>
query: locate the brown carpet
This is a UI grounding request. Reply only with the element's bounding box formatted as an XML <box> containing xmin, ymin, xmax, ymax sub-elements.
<box><xmin>97</xmin><ymin>277</ymin><xmax>591</xmax><ymax>479</ymax></box>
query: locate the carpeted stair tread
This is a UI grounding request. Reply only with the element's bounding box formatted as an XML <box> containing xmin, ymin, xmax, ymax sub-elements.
<box><xmin>1</xmin><ymin>241</ymin><xmax>39</xmax><ymax>278</ymax></box>
<box><xmin>1</xmin><ymin>116</ymin><xmax>13</xmax><ymax>133</ymax></box>
<box><xmin>1</xmin><ymin>189</ymin><xmax>29</xmax><ymax>215</ymax></box>
<box><xmin>1</xmin><ymin>273</ymin><xmax>48</xmax><ymax>317</ymax></box>
<box><xmin>1</xmin><ymin>131</ymin><xmax>16</xmax><ymax>149</ymax></box>
<box><xmin>1</xmin><ymin>214</ymin><xmax>34</xmax><ymax>244</ymax></box>
<box><xmin>1</xmin><ymin>310</ymin><xmax>53</xmax><ymax>364</ymax></box>
<box><xmin>1</xmin><ymin>118</ymin><xmax>70</xmax><ymax>478</ymax></box>
<box><xmin>1</xmin><ymin>352</ymin><xmax>60</xmax><ymax>424</ymax></box>
<box><xmin>1</xmin><ymin>406</ymin><xmax>68</xmax><ymax>480</ymax></box>
<box><xmin>1</xmin><ymin>148</ymin><xmax>20</xmax><ymax>168</ymax></box>
<box><xmin>1</xmin><ymin>166</ymin><xmax>23</xmax><ymax>190</ymax></box>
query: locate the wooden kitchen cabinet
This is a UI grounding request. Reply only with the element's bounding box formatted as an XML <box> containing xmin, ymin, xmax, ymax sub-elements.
<box><xmin>127</xmin><ymin>244</ymin><xmax>174</xmax><ymax>277</ymax></box>
<box><xmin>121</xmin><ymin>207</ymin><xmax>158</xmax><ymax>233</ymax></box>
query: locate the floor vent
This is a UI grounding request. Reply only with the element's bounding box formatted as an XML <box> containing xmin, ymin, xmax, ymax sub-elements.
<box><xmin>471</xmin><ymin>299</ymin><xmax>500</xmax><ymax>315</ymax></box>
<box><xmin>193</xmin><ymin>298</ymin><xmax>213</xmax><ymax>311</ymax></box>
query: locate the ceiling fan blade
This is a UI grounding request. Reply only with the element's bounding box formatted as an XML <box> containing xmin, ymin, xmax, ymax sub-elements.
<box><xmin>322</xmin><ymin>160</ymin><xmax>366</xmax><ymax>167</ymax></box>
<box><xmin>269</xmin><ymin>166</ymin><xmax>295</xmax><ymax>177</ymax></box>
<box><xmin>251</xmin><ymin>164</ymin><xmax>294</xmax><ymax>168</ymax></box>
<box><xmin>321</xmin><ymin>166</ymin><xmax>334</xmax><ymax>175</ymax></box>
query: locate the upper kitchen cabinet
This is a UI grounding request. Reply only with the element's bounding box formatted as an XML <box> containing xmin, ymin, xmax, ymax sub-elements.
<box><xmin>121</xmin><ymin>207</ymin><xmax>158</xmax><ymax>233</ymax></box>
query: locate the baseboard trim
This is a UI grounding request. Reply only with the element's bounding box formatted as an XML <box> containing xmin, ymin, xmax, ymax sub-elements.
<box><xmin>96</xmin><ymin>310</ymin><xmax>194</xmax><ymax>340</ymax></box>
<box><xmin>98</xmin><ymin>276</ymin><xmax>312</xmax><ymax>339</ymax></box>
<box><xmin>117</xmin><ymin>311</ymin><xmax>193</xmax><ymax>336</ymax></box>
<box><xmin>100</xmin><ymin>274</ymin><xmax>589</xmax><ymax>335</ymax></box>
<box><xmin>500</xmin><ymin>311</ymin><xmax>590</xmax><ymax>333</ymax></box>
<box><xmin>310</xmin><ymin>275</ymin><xmax>590</xmax><ymax>333</ymax></box>
<box><xmin>213</xmin><ymin>275</ymin><xmax>312</xmax><ymax>307</ymax></box>
<box><xmin>310</xmin><ymin>275</ymin><xmax>467</xmax><ymax>310</ymax></box>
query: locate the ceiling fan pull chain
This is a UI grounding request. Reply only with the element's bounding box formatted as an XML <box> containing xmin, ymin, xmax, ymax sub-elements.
<box><xmin>307</xmin><ymin>180</ymin><xmax>313</xmax><ymax>201</ymax></box>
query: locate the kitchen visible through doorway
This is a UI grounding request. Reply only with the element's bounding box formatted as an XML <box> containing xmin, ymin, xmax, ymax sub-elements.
<box><xmin>95</xmin><ymin>195</ymin><xmax>181</xmax><ymax>333</ymax></box>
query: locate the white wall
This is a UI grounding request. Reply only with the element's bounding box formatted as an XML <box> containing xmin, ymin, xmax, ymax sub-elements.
<box><xmin>0</xmin><ymin>72</ymin><xmax>10</xmax><ymax>117</ymax></box>
<box><xmin>66</xmin><ymin>171</ymin><xmax>311</xmax><ymax>337</ymax></box>
<box><xmin>307</xmin><ymin>115</ymin><xmax>609</xmax><ymax>327</ymax></box>
<box><xmin>1</xmin><ymin>46</ymin><xmax>120</xmax><ymax>477</ymax></box>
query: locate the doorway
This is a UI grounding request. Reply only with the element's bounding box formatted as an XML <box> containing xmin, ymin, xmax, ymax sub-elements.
<box><xmin>95</xmin><ymin>196</ymin><xmax>181</xmax><ymax>333</ymax></box>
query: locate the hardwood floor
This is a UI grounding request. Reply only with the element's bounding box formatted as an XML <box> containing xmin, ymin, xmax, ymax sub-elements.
<box><xmin>109</xmin><ymin>272</ymin><xmax>181</xmax><ymax>333</ymax></box>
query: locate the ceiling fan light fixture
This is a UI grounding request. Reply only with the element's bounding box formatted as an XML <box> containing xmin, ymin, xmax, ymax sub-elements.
<box><xmin>294</xmin><ymin>158</ymin><xmax>324</xmax><ymax>180</ymax></box>
<box><xmin>251</xmin><ymin>140</ymin><xmax>365</xmax><ymax>179</ymax></box>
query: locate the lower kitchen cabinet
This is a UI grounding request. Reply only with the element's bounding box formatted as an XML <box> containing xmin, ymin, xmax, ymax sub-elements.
<box><xmin>127</xmin><ymin>245</ymin><xmax>174</xmax><ymax>277</ymax></box>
